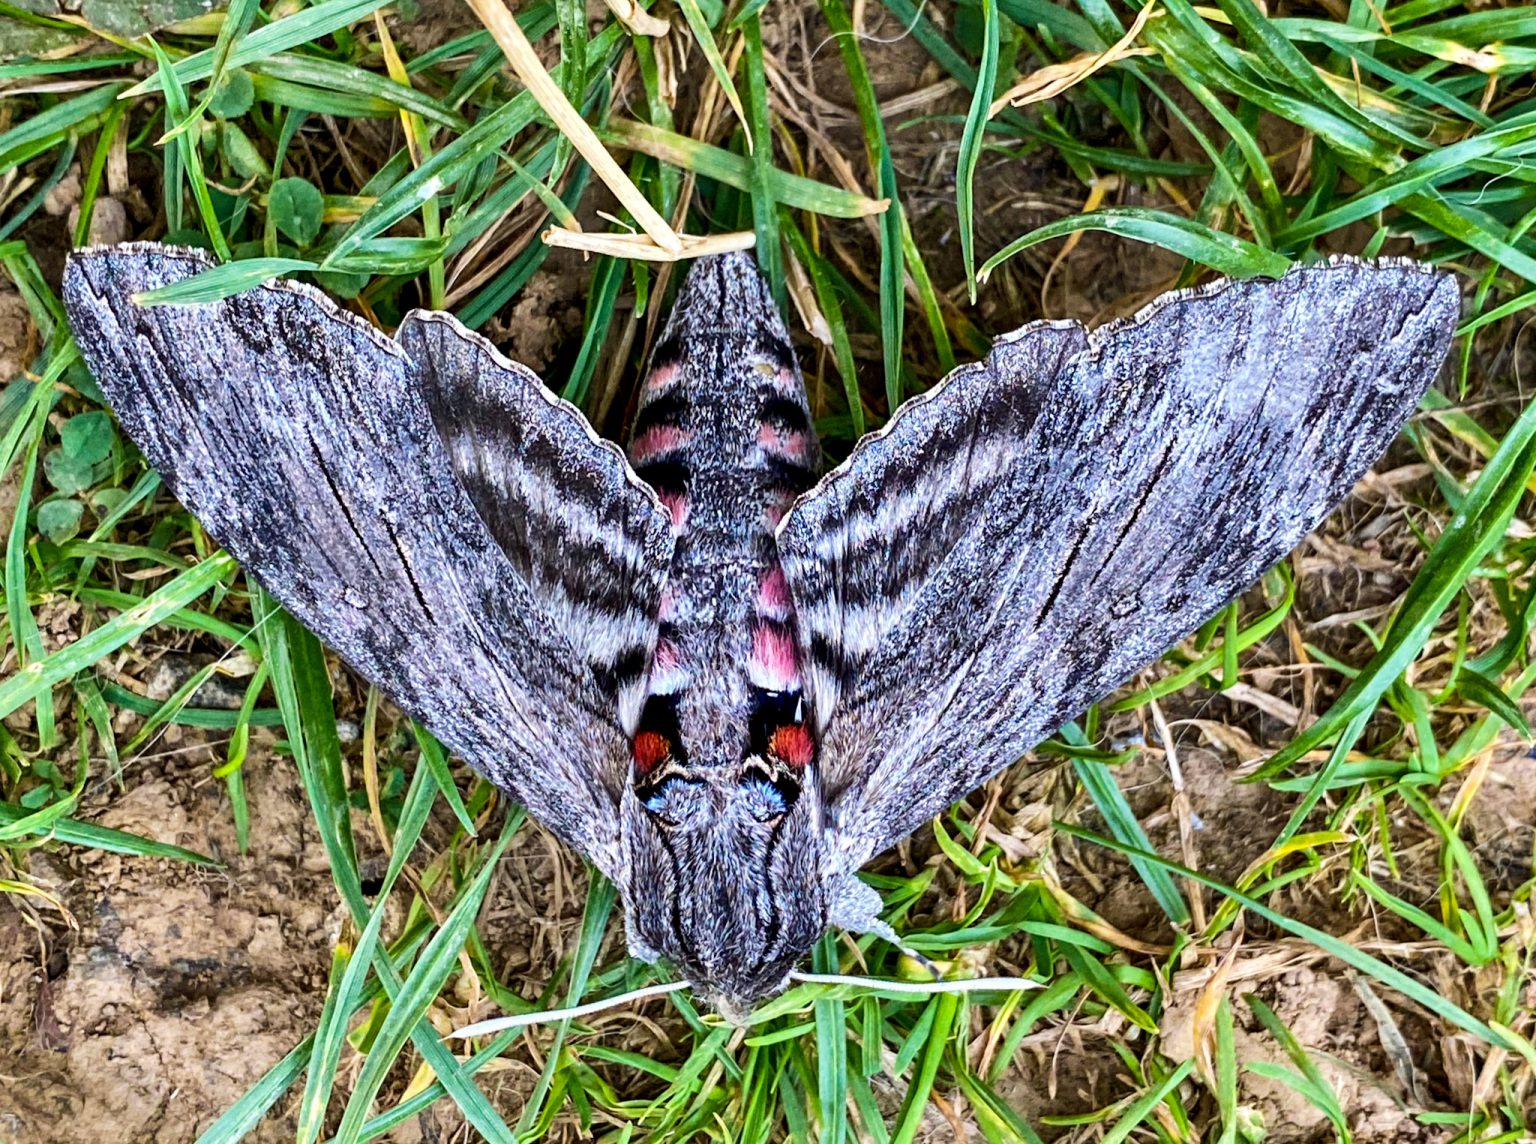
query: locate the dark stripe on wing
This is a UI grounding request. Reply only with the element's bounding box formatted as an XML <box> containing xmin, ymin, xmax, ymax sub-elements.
<box><xmin>809</xmin><ymin>631</ymin><xmax>858</xmax><ymax>692</ymax></box>
<box><xmin>593</xmin><ymin>642</ymin><xmax>651</xmax><ymax>695</ymax></box>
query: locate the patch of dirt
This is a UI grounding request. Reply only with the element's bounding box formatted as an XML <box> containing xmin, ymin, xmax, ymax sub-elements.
<box><xmin>389</xmin><ymin>0</ymin><xmax>489</xmax><ymax>56</ymax></box>
<box><xmin>481</xmin><ymin>256</ymin><xmax>589</xmax><ymax>377</ymax></box>
<box><xmin>0</xmin><ymin>285</ymin><xmax>32</xmax><ymax>543</ymax></box>
<box><xmin>1457</xmin><ymin>734</ymin><xmax>1536</xmax><ymax>897</ymax></box>
<box><xmin>1155</xmin><ymin>966</ymin><xmax>1438</xmax><ymax>1144</ymax></box>
<box><xmin>991</xmin><ymin>1030</ymin><xmax>1140</xmax><ymax>1132</ymax></box>
<box><xmin>0</xmin><ymin>288</ymin><xmax>31</xmax><ymax>380</ymax></box>
<box><xmin>0</xmin><ymin>751</ymin><xmax>338</xmax><ymax>1143</ymax></box>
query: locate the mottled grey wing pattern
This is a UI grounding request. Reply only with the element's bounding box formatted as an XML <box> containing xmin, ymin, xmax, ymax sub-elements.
<box><xmin>778</xmin><ymin>258</ymin><xmax>1459</xmax><ymax>870</ymax></box>
<box><xmin>63</xmin><ymin>244</ymin><xmax>674</xmax><ymax>877</ymax></box>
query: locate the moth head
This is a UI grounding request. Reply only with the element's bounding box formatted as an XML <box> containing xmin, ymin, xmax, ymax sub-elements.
<box><xmin>617</xmin><ymin>690</ymin><xmax>828</xmax><ymax>1012</ymax></box>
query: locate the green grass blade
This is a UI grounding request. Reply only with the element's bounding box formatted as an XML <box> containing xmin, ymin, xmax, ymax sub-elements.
<box><xmin>742</xmin><ymin>16</ymin><xmax>782</xmax><ymax>305</ymax></box>
<box><xmin>816</xmin><ymin>0</ymin><xmax>905</xmax><ymax>419</ymax></box>
<box><xmin>412</xmin><ymin>724</ymin><xmax>477</xmax><ymax>836</ymax></box>
<box><xmin>297</xmin><ymin>894</ymin><xmax>390</xmax><ymax>1144</ymax></box>
<box><xmin>192</xmin><ymin>1033</ymin><xmax>317</xmax><ymax>1144</ymax></box>
<box><xmin>125</xmin><ymin>0</ymin><xmax>397</xmax><ymax>96</ymax></box>
<box><xmin>981</xmin><ymin>207</ymin><xmax>1292</xmax><ymax>282</ymax></box>
<box><xmin>1060</xmin><ymin>824</ymin><xmax>1516</xmax><ymax>1048</ymax></box>
<box><xmin>0</xmin><ymin>801</ymin><xmax>218</xmax><ymax>864</ymax></box>
<box><xmin>1100</xmin><ymin>1060</ymin><xmax>1198</xmax><ymax>1144</ymax></box>
<box><xmin>0</xmin><ymin>84</ymin><xmax>122</xmax><ymax>171</ymax></box>
<box><xmin>812</xmin><ymin>935</ymin><xmax>848</xmax><ymax>1144</ymax></box>
<box><xmin>602</xmin><ymin>120</ymin><xmax>887</xmax><ymax>219</ymax></box>
<box><xmin>334</xmin><ymin>824</ymin><xmax>515</xmax><ymax>1140</ymax></box>
<box><xmin>674</xmin><ymin>0</ymin><xmax>751</xmax><ymax>147</ymax></box>
<box><xmin>1070</xmin><ymin>746</ymin><xmax>1190</xmax><ymax>925</ymax></box>
<box><xmin>786</xmin><ymin>224</ymin><xmax>865</xmax><ymax>438</ymax></box>
<box><xmin>257</xmin><ymin>593</ymin><xmax>515</xmax><ymax>1139</ymax></box>
<box><xmin>890</xmin><ymin>994</ymin><xmax>960</xmax><ymax>1144</ymax></box>
<box><xmin>0</xmin><ymin>552</ymin><xmax>239</xmax><ymax>721</ymax></box>
<box><xmin>957</xmin><ymin>0</ymin><xmax>1000</xmax><ymax>301</ymax></box>
<box><xmin>5</xmin><ymin>397</ymin><xmax>55</xmax><ymax>748</ymax></box>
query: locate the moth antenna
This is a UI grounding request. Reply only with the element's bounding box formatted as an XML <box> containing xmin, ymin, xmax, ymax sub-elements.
<box><xmin>448</xmin><ymin>980</ymin><xmax>691</xmax><ymax>1038</ymax></box>
<box><xmin>903</xmin><ymin>946</ymin><xmax>942</xmax><ymax>980</ymax></box>
<box><xmin>786</xmin><ymin>970</ymin><xmax>1045</xmax><ymax>996</ymax></box>
<box><xmin>854</xmin><ymin>915</ymin><xmax>941</xmax><ymax>979</ymax></box>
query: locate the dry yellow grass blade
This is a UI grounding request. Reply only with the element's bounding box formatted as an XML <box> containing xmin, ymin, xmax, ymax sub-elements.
<box><xmin>783</xmin><ymin>244</ymin><xmax>834</xmax><ymax>346</ymax></box>
<box><xmin>988</xmin><ymin>4</ymin><xmax>1160</xmax><ymax>117</ymax></box>
<box><xmin>465</xmin><ymin>0</ymin><xmax>690</xmax><ymax>255</ymax></box>
<box><xmin>543</xmin><ymin>227</ymin><xmax>757</xmax><ymax>260</ymax></box>
<box><xmin>1190</xmin><ymin>938</ymin><xmax>1242</xmax><ymax>1087</ymax></box>
<box><xmin>604</xmin><ymin>0</ymin><xmax>670</xmax><ymax>37</ymax></box>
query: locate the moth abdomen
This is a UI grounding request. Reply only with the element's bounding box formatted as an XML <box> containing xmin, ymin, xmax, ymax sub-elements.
<box><xmin>613</xmin><ymin>255</ymin><xmax>833</xmax><ymax>1005</ymax></box>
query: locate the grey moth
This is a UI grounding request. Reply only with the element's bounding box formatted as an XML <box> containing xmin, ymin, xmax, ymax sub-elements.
<box><xmin>63</xmin><ymin>244</ymin><xmax>1459</xmax><ymax>1010</ymax></box>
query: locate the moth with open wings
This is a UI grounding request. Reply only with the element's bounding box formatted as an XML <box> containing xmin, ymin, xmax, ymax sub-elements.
<box><xmin>64</xmin><ymin>244</ymin><xmax>1458</xmax><ymax>1011</ymax></box>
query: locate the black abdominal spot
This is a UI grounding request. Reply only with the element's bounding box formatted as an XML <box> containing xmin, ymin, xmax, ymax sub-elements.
<box><xmin>756</xmin><ymin>454</ymin><xmax>815</xmax><ymax>499</ymax></box>
<box><xmin>754</xmin><ymin>332</ymin><xmax>798</xmax><ymax>374</ymax></box>
<box><xmin>631</xmin><ymin>389</ymin><xmax>690</xmax><ymax>440</ymax></box>
<box><xmin>634</xmin><ymin>459</ymin><xmax>689</xmax><ymax>498</ymax></box>
<box><xmin>758</xmin><ymin>453</ymin><xmax>814</xmax><ymax>482</ymax></box>
<box><xmin>759</xmin><ymin>395</ymin><xmax>811</xmax><ymax>437</ymax></box>
<box><xmin>637</xmin><ymin>691</ymin><xmax>685</xmax><ymax>746</ymax></box>
<box><xmin>747</xmin><ymin>686</ymin><xmax>802</xmax><ymax>756</ymax></box>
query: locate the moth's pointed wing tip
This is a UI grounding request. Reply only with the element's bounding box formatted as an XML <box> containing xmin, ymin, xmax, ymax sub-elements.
<box><xmin>1329</xmin><ymin>258</ymin><xmax>1463</xmax><ymax>376</ymax></box>
<box><xmin>1292</xmin><ymin>256</ymin><xmax>1462</xmax><ymax>334</ymax></box>
<box><xmin>1417</xmin><ymin>262</ymin><xmax>1465</xmax><ymax>329</ymax></box>
<box><xmin>396</xmin><ymin>305</ymin><xmax>456</xmax><ymax>336</ymax></box>
<box><xmin>1089</xmin><ymin>254</ymin><xmax>1462</xmax><ymax>359</ymax></box>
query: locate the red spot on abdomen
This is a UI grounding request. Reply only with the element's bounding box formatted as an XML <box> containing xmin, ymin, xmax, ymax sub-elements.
<box><xmin>770</xmin><ymin>724</ymin><xmax>814</xmax><ymax>769</ymax></box>
<box><xmin>632</xmin><ymin>731</ymin><xmax>670</xmax><ymax>775</ymax></box>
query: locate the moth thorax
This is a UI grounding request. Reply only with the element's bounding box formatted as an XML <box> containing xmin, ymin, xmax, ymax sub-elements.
<box><xmin>628</xmin><ymin>684</ymin><xmax>816</xmax><ymax>829</ymax></box>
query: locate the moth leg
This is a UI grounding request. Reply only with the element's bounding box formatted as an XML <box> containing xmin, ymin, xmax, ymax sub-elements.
<box><xmin>826</xmin><ymin>873</ymin><xmax>939</xmax><ymax>977</ymax></box>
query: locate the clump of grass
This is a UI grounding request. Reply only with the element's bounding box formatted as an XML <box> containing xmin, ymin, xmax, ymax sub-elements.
<box><xmin>2</xmin><ymin>0</ymin><xmax>1535</xmax><ymax>1140</ymax></box>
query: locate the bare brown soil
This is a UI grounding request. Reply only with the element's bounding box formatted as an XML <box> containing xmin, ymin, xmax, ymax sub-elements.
<box><xmin>1</xmin><ymin>753</ymin><xmax>335</xmax><ymax>1142</ymax></box>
